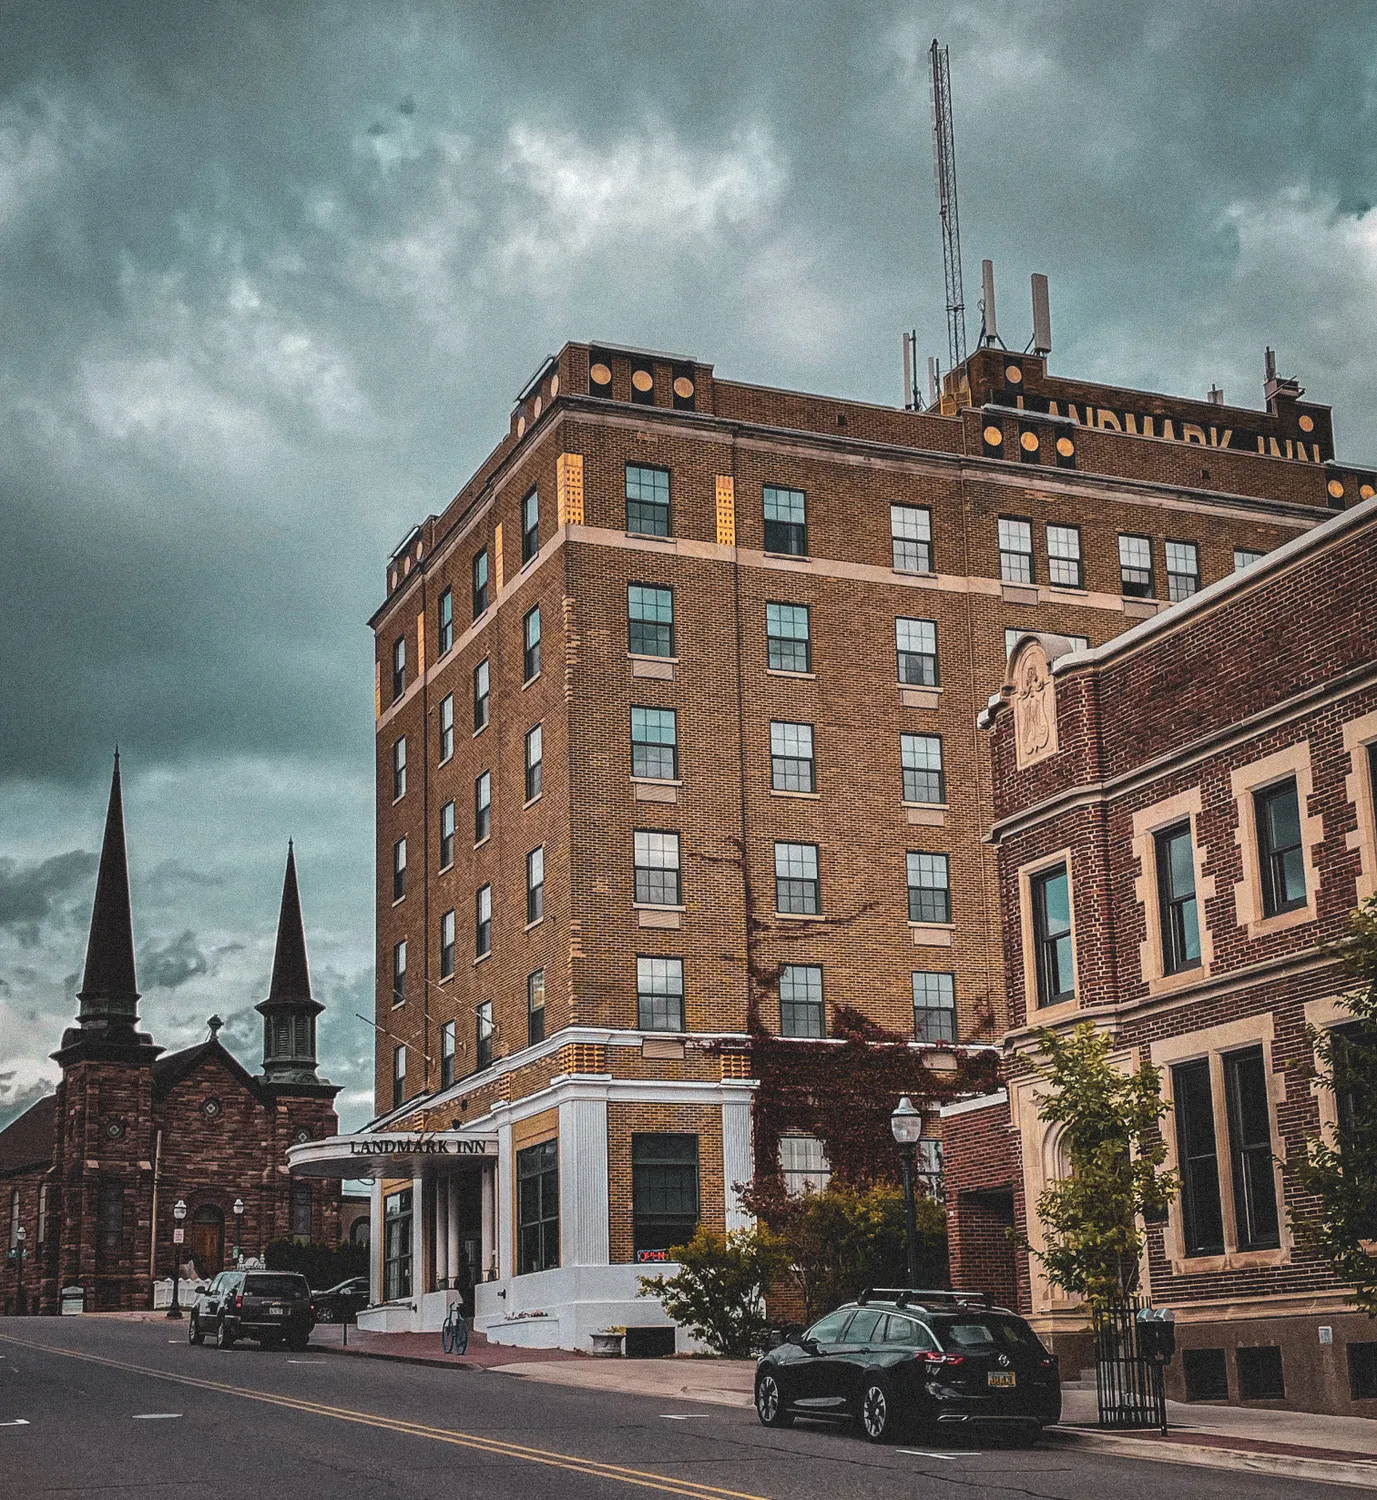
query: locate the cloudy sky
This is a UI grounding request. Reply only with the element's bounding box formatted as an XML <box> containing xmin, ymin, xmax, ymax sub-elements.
<box><xmin>3</xmin><ymin>1</ymin><xmax>1376</xmax><ymax>1133</ymax></box>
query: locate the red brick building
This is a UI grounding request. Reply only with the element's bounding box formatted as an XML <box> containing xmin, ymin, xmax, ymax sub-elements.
<box><xmin>945</xmin><ymin>494</ymin><xmax>1377</xmax><ymax>1414</ymax></box>
<box><xmin>352</xmin><ymin>332</ymin><xmax>1375</xmax><ymax>1348</ymax></box>
<box><xmin>0</xmin><ymin>756</ymin><xmax>341</xmax><ymax>1315</ymax></box>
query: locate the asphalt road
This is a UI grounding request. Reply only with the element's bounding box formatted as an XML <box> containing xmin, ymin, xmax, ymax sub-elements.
<box><xmin>0</xmin><ymin>1318</ymin><xmax>1346</xmax><ymax>1499</ymax></box>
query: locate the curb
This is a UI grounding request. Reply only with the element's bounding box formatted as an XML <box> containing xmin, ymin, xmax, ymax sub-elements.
<box><xmin>314</xmin><ymin>1342</ymin><xmax>480</xmax><ymax>1372</ymax></box>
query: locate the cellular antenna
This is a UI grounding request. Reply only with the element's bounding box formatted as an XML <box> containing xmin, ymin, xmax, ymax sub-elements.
<box><xmin>930</xmin><ymin>38</ymin><xmax>967</xmax><ymax>371</ymax></box>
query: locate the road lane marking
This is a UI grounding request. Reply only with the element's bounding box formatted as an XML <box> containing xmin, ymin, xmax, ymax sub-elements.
<box><xmin>0</xmin><ymin>1419</ymin><xmax>29</xmax><ymax>1427</ymax></box>
<box><xmin>0</xmin><ymin>1336</ymin><xmax>768</xmax><ymax>1500</ymax></box>
<box><xmin>132</xmin><ymin>1413</ymin><xmax>183</xmax><ymax>1420</ymax></box>
<box><xmin>287</xmin><ymin>1360</ymin><xmax>327</xmax><ymax>1365</ymax></box>
<box><xmin>659</xmin><ymin>1415</ymin><xmax>711</xmax><ymax>1420</ymax></box>
<box><xmin>897</xmin><ymin>1449</ymin><xmax>978</xmax><ymax>1460</ymax></box>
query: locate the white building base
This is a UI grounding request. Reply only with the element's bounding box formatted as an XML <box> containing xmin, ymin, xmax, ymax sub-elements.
<box><xmin>356</xmin><ymin>1301</ymin><xmax>416</xmax><ymax>1333</ymax></box>
<box><xmin>475</xmin><ymin>1263</ymin><xmax>698</xmax><ymax>1353</ymax></box>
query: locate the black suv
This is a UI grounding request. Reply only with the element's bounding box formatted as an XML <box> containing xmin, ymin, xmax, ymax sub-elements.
<box><xmin>189</xmin><ymin>1270</ymin><xmax>315</xmax><ymax>1351</ymax></box>
<box><xmin>754</xmin><ymin>1290</ymin><xmax>1060</xmax><ymax>1443</ymax></box>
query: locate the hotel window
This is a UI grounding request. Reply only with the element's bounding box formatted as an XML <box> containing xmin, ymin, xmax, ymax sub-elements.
<box><xmin>391</xmin><ymin>636</ymin><xmax>406</xmax><ymax>701</ymax></box>
<box><xmin>527</xmin><ymin>968</ymin><xmax>545</xmax><ymax>1046</ymax></box>
<box><xmin>634</xmin><ymin>831</ymin><xmax>680</xmax><ymax>906</ymax></box>
<box><xmin>475</xmin><ymin>1000</ymin><xmax>493</xmax><ymax>1071</ymax></box>
<box><xmin>383</xmin><ymin>1187</ymin><xmax>412</xmax><ymax>1299</ymax></box>
<box><xmin>475</xmin><ymin>884</ymin><xmax>492</xmax><ymax>957</ymax></box>
<box><xmin>766</xmin><ymin>602</ymin><xmax>811</xmax><ymax>673</ymax></box>
<box><xmin>472</xmin><ymin>547</ymin><xmax>489</xmax><ymax>617</ymax></box>
<box><xmin>1166</xmin><ymin>540</ymin><xmax>1201</xmax><ymax>601</ymax></box>
<box><xmin>1046</xmin><ymin>524</ymin><xmax>1083</xmax><ymax>588</ymax></box>
<box><xmin>998</xmin><ymin>517</ymin><xmax>1034</xmax><ymax>583</ymax></box>
<box><xmin>770</xmin><ymin>721</ymin><xmax>815</xmax><ymax>793</ymax></box>
<box><xmin>1255</xmin><ymin>779</ymin><xmax>1307</xmax><ymax>916</ymax></box>
<box><xmin>439</xmin><ymin>693</ymin><xmax>454</xmax><ymax>763</ymax></box>
<box><xmin>517</xmin><ymin>1139</ymin><xmax>559</xmax><ymax>1274</ymax></box>
<box><xmin>473</xmin><ymin>658</ymin><xmax>490</xmax><ymax>731</ymax></box>
<box><xmin>626</xmin><ymin>465</ymin><xmax>671</xmax><ymax>536</ymax></box>
<box><xmin>1224</xmin><ymin>1046</ymin><xmax>1280</xmax><ymax>1250</ymax></box>
<box><xmin>292</xmin><ymin>1182</ymin><xmax>312</xmax><ymax>1240</ymax></box>
<box><xmin>907</xmin><ymin>851</ymin><xmax>951</xmax><ymax>924</ymax></box>
<box><xmin>439</xmin><ymin>800</ymin><xmax>455</xmax><ymax>869</ymax></box>
<box><xmin>440</xmin><ymin>1020</ymin><xmax>456</xmax><ymax>1089</ymax></box>
<box><xmin>628</xmin><ymin>584</ymin><xmax>674</xmax><ymax>657</ymax></box>
<box><xmin>523</xmin><ymin>606</ymin><xmax>541</xmax><ymax>682</ymax></box>
<box><xmin>637</xmin><ymin>955</ymin><xmax>685</xmax><ymax>1031</ymax></box>
<box><xmin>1118</xmin><ymin>533</ymin><xmax>1155</xmax><ymax>597</ymax></box>
<box><xmin>780</xmin><ymin>1135</ymin><xmax>831</xmax><ymax>1196</ymax></box>
<box><xmin>392</xmin><ymin>737</ymin><xmax>406</xmax><ymax>800</ymax></box>
<box><xmin>391</xmin><ymin>940</ymin><xmax>406</xmax><ymax>1006</ymax></box>
<box><xmin>439</xmin><ymin>908</ymin><xmax>456</xmax><ymax>978</ymax></box>
<box><xmin>474</xmin><ymin>770</ymin><xmax>491</xmax><ymax>842</ymax></box>
<box><xmin>896</xmin><ymin>616</ymin><xmax>938</xmax><ymax>685</ymax></box>
<box><xmin>913</xmin><ymin>971</ymin><xmax>957</xmax><ymax>1044</ymax></box>
<box><xmin>392</xmin><ymin>838</ymin><xmax>406</xmax><ymax>902</ymax></box>
<box><xmin>633</xmin><ymin>1134</ymin><xmax>700</xmax><ymax>1259</ymax></box>
<box><xmin>763</xmin><ymin>485</ymin><xmax>807</xmax><ymax>556</ymax></box>
<box><xmin>775</xmin><ymin>842</ymin><xmax>820</xmax><ymax>915</ymax></box>
<box><xmin>631</xmin><ymin>706</ymin><xmax>678</xmax><ymax>780</ymax></box>
<box><xmin>1031</xmin><ymin>864</ymin><xmax>1073</xmax><ymax>1004</ymax></box>
<box><xmin>891</xmin><ymin>504</ymin><xmax>932</xmax><ymax>573</ymax></box>
<box><xmin>901</xmin><ymin>733</ymin><xmax>945</xmax><ymax>804</ymax></box>
<box><xmin>916</xmin><ymin>1139</ymin><xmax>943</xmax><ymax>1198</ymax></box>
<box><xmin>392</xmin><ymin>1044</ymin><xmax>407</xmax><ymax>1110</ymax></box>
<box><xmin>779</xmin><ymin>964</ymin><xmax>825</xmax><ymax>1037</ymax></box>
<box><xmin>438</xmin><ymin>587</ymin><xmax>454</xmax><ymax>655</ymax></box>
<box><xmin>1233</xmin><ymin>548</ymin><xmax>1264</xmax><ymax>572</ymax></box>
<box><xmin>526</xmin><ymin>846</ymin><xmax>545</xmax><ymax>923</ymax></box>
<box><xmin>521</xmin><ymin>488</ymin><xmax>539</xmax><ymax>563</ymax></box>
<box><xmin>1173</xmin><ymin>1059</ymin><xmax>1224</xmax><ymax>1255</ymax></box>
<box><xmin>1155</xmin><ymin>822</ymin><xmax>1201</xmax><ymax>974</ymax></box>
<box><xmin>524</xmin><ymin>724</ymin><xmax>543</xmax><ymax>802</ymax></box>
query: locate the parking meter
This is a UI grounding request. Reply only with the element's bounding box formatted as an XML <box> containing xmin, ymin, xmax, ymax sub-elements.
<box><xmin>1136</xmin><ymin>1306</ymin><xmax>1176</xmax><ymax>1362</ymax></box>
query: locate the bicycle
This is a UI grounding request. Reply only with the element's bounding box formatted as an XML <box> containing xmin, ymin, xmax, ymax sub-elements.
<box><xmin>440</xmin><ymin>1300</ymin><xmax>469</xmax><ymax>1356</ymax></box>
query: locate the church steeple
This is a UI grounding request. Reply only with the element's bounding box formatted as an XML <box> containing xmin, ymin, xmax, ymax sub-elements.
<box><xmin>256</xmin><ymin>843</ymin><xmax>328</xmax><ymax>1087</ymax></box>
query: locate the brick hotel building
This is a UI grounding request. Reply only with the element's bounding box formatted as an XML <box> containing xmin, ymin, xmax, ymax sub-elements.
<box><xmin>341</xmin><ymin>332</ymin><xmax>1375</xmax><ymax>1348</ymax></box>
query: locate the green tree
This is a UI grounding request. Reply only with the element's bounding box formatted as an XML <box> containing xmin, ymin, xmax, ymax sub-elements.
<box><xmin>639</xmin><ymin>1225</ymin><xmax>790</xmax><ymax>1357</ymax></box>
<box><xmin>1290</xmin><ymin>894</ymin><xmax>1377</xmax><ymax>1314</ymax></box>
<box><xmin>1026</xmin><ymin>1023</ymin><xmax>1177</xmax><ymax>1308</ymax></box>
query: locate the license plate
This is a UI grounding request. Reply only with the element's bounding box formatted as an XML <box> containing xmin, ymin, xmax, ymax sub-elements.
<box><xmin>270</xmin><ymin>1304</ymin><xmax>285</xmax><ymax>1316</ymax></box>
<box><xmin>987</xmin><ymin>1371</ymin><xmax>1016</xmax><ymax>1388</ymax></box>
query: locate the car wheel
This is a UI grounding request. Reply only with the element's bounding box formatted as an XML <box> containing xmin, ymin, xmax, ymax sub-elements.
<box><xmin>858</xmin><ymin>1378</ymin><xmax>895</xmax><ymax>1443</ymax></box>
<box><xmin>315</xmin><ymin>1305</ymin><xmax>335</xmax><ymax>1323</ymax></box>
<box><xmin>216</xmin><ymin>1319</ymin><xmax>235</xmax><ymax>1350</ymax></box>
<box><xmin>188</xmin><ymin>1313</ymin><xmax>203</xmax><ymax>1346</ymax></box>
<box><xmin>754</xmin><ymin>1372</ymin><xmax>793</xmax><ymax>1428</ymax></box>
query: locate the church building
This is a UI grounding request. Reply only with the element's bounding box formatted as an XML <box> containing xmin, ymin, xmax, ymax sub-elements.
<box><xmin>0</xmin><ymin>755</ymin><xmax>342</xmax><ymax>1315</ymax></box>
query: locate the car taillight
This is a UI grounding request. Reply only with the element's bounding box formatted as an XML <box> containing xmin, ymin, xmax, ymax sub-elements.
<box><xmin>920</xmin><ymin>1351</ymin><xmax>965</xmax><ymax>1366</ymax></box>
<box><xmin>233</xmin><ymin>1293</ymin><xmax>243</xmax><ymax>1310</ymax></box>
<box><xmin>1039</xmin><ymin>1356</ymin><xmax>1057</xmax><ymax>1369</ymax></box>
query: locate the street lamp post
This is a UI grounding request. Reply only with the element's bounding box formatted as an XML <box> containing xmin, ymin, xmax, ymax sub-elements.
<box><xmin>890</xmin><ymin>1096</ymin><xmax>927</xmax><ymax>1290</ymax></box>
<box><xmin>233</xmin><ymin>1199</ymin><xmax>244</xmax><ymax>1265</ymax></box>
<box><xmin>166</xmin><ymin>1200</ymin><xmax>188</xmax><ymax>1319</ymax></box>
<box><xmin>12</xmin><ymin>1226</ymin><xmax>26</xmax><ymax>1316</ymax></box>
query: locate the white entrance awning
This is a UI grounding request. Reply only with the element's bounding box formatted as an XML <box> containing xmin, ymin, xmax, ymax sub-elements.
<box><xmin>287</xmin><ymin>1130</ymin><xmax>500</xmax><ymax>1179</ymax></box>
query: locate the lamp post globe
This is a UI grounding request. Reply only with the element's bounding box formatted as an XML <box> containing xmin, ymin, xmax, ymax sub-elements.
<box><xmin>890</xmin><ymin>1097</ymin><xmax>927</xmax><ymax>1289</ymax></box>
<box><xmin>166</xmin><ymin>1199</ymin><xmax>188</xmax><ymax>1319</ymax></box>
<box><xmin>233</xmin><ymin>1199</ymin><xmax>244</xmax><ymax>1264</ymax></box>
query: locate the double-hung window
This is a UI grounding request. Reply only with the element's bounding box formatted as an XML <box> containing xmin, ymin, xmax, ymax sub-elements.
<box><xmin>628</xmin><ymin>584</ymin><xmax>674</xmax><ymax>657</ymax></box>
<box><xmin>1046</xmin><ymin>524</ymin><xmax>1083</xmax><ymax>588</ymax></box>
<box><xmin>439</xmin><ymin>693</ymin><xmax>454</xmax><ymax>763</ymax></box>
<box><xmin>526</xmin><ymin>846</ymin><xmax>545</xmax><ymax>923</ymax></box>
<box><xmin>392</xmin><ymin>737</ymin><xmax>407</xmax><ymax>800</ymax></box>
<box><xmin>913</xmin><ymin>971</ymin><xmax>957</xmax><ymax>1043</ymax></box>
<box><xmin>1155</xmin><ymin>822</ymin><xmax>1201</xmax><ymax>974</ymax></box>
<box><xmin>774</xmin><ymin>842</ymin><xmax>820</xmax><ymax>915</ymax></box>
<box><xmin>517</xmin><ymin>1139</ymin><xmax>558</xmax><ymax>1274</ymax></box>
<box><xmin>1166</xmin><ymin>540</ymin><xmax>1200</xmax><ymax>601</ymax></box>
<box><xmin>634</xmin><ymin>831</ymin><xmax>681</xmax><ymax>906</ymax></box>
<box><xmin>895</xmin><ymin>616</ymin><xmax>938</xmax><ymax>685</ymax></box>
<box><xmin>763</xmin><ymin>485</ymin><xmax>807</xmax><ymax>555</ymax></box>
<box><xmin>637</xmin><ymin>956</ymin><xmax>685</xmax><ymax>1031</ymax></box>
<box><xmin>439</xmin><ymin>909</ymin><xmax>456</xmax><ymax>979</ymax></box>
<box><xmin>391</xmin><ymin>636</ymin><xmax>406</xmax><ymax>701</ymax></box>
<box><xmin>632</xmin><ymin>1134</ymin><xmax>699</xmax><ymax>1260</ymax></box>
<box><xmin>770</xmin><ymin>721</ymin><xmax>815</xmax><ymax>792</ymax></box>
<box><xmin>998</xmin><ymin>518</ymin><xmax>1034</xmax><ymax>583</ymax></box>
<box><xmin>631</xmin><ymin>707</ymin><xmax>678</xmax><ymax>780</ymax></box>
<box><xmin>766</xmin><ymin>602</ymin><xmax>811</xmax><ymax>672</ymax></box>
<box><xmin>891</xmin><ymin>504</ymin><xmax>932</xmax><ymax>572</ymax></box>
<box><xmin>779</xmin><ymin>964</ymin><xmax>824</xmax><ymax>1037</ymax></box>
<box><xmin>1234</xmin><ymin>548</ymin><xmax>1264</xmax><ymax>572</ymax></box>
<box><xmin>475</xmin><ymin>1000</ymin><xmax>494</xmax><ymax>1071</ymax></box>
<box><xmin>901</xmin><ymin>733</ymin><xmax>945</xmax><ymax>804</ymax></box>
<box><xmin>472</xmin><ymin>548</ymin><xmax>489</xmax><ymax>617</ymax></box>
<box><xmin>1031</xmin><ymin>864</ymin><xmax>1074</xmax><ymax>1004</ymax></box>
<box><xmin>1173</xmin><ymin>1060</ymin><xmax>1224</xmax><ymax>1255</ymax></box>
<box><xmin>907</xmin><ymin>852</ymin><xmax>951</xmax><ymax>924</ymax></box>
<box><xmin>438</xmin><ymin>588</ymin><xmax>454</xmax><ymax>655</ymax></box>
<box><xmin>391</xmin><ymin>939</ymin><xmax>407</xmax><ymax>1007</ymax></box>
<box><xmin>440</xmin><ymin>1020</ymin><xmax>456</xmax><ymax>1089</ymax></box>
<box><xmin>392</xmin><ymin>838</ymin><xmax>406</xmax><ymax>902</ymax></box>
<box><xmin>523</xmin><ymin>606</ymin><xmax>541</xmax><ymax>682</ymax></box>
<box><xmin>1118</xmin><ymin>534</ymin><xmax>1155</xmax><ymax>597</ymax></box>
<box><xmin>525</xmin><ymin>724</ymin><xmax>543</xmax><ymax>802</ymax></box>
<box><xmin>780</xmin><ymin>1136</ymin><xmax>830</xmax><ymax>1195</ymax></box>
<box><xmin>438</xmin><ymin>800</ymin><xmax>455</xmax><ymax>869</ymax></box>
<box><xmin>626</xmin><ymin>465</ymin><xmax>671</xmax><ymax>536</ymax></box>
<box><xmin>521</xmin><ymin>489</ymin><xmax>539</xmax><ymax>563</ymax></box>
<box><xmin>1255</xmin><ymin>779</ymin><xmax>1306</xmax><ymax>916</ymax></box>
<box><xmin>392</xmin><ymin>1045</ymin><xmax>407</xmax><ymax>1110</ymax></box>
<box><xmin>1224</xmin><ymin>1046</ymin><xmax>1280</xmax><ymax>1250</ymax></box>
<box><xmin>474</xmin><ymin>770</ymin><xmax>491</xmax><ymax>842</ymax></box>
<box><xmin>473</xmin><ymin>658</ymin><xmax>490</xmax><ymax>730</ymax></box>
<box><xmin>475</xmin><ymin>884</ymin><xmax>492</xmax><ymax>957</ymax></box>
<box><xmin>383</xmin><ymin>1187</ymin><xmax>412</xmax><ymax>1297</ymax></box>
<box><xmin>527</xmin><ymin>969</ymin><xmax>546</xmax><ymax>1046</ymax></box>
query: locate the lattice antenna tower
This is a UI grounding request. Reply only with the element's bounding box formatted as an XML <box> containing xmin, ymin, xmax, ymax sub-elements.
<box><xmin>929</xmin><ymin>38</ymin><xmax>967</xmax><ymax>371</ymax></box>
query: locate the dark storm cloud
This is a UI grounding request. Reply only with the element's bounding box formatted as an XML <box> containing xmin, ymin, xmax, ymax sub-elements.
<box><xmin>139</xmin><ymin>928</ymin><xmax>210</xmax><ymax>990</ymax></box>
<box><xmin>0</xmin><ymin>851</ymin><xmax>96</xmax><ymax>942</ymax></box>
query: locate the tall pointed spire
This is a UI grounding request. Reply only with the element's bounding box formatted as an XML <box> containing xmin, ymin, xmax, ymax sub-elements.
<box><xmin>77</xmin><ymin>751</ymin><xmax>139</xmax><ymax>1022</ymax></box>
<box><xmin>256</xmin><ymin>843</ymin><xmax>328</xmax><ymax>1089</ymax></box>
<box><xmin>267</xmin><ymin>840</ymin><xmax>312</xmax><ymax>1003</ymax></box>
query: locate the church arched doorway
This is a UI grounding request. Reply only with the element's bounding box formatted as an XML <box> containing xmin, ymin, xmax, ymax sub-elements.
<box><xmin>189</xmin><ymin>1205</ymin><xmax>224</xmax><ymax>1277</ymax></box>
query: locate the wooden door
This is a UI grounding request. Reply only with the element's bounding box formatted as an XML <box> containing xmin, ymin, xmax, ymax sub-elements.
<box><xmin>188</xmin><ymin>1210</ymin><xmax>224</xmax><ymax>1277</ymax></box>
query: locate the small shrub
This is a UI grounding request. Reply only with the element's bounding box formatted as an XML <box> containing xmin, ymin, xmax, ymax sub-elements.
<box><xmin>640</xmin><ymin>1225</ymin><xmax>790</xmax><ymax>1357</ymax></box>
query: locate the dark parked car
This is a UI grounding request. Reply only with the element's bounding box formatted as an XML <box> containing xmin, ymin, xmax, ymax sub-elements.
<box><xmin>311</xmin><ymin>1276</ymin><xmax>370</xmax><ymax>1323</ymax></box>
<box><xmin>189</xmin><ymin>1270</ymin><xmax>315</xmax><ymax>1351</ymax></box>
<box><xmin>754</xmin><ymin>1290</ymin><xmax>1060</xmax><ymax>1444</ymax></box>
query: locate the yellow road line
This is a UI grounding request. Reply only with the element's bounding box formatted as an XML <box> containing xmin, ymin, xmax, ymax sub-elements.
<box><xmin>0</xmin><ymin>1335</ymin><xmax>769</xmax><ymax>1500</ymax></box>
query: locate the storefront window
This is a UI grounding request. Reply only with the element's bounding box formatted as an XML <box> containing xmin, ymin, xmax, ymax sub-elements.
<box><xmin>517</xmin><ymin>1140</ymin><xmax>559</xmax><ymax>1275</ymax></box>
<box><xmin>383</xmin><ymin>1188</ymin><xmax>413</xmax><ymax>1300</ymax></box>
<box><xmin>632</xmin><ymin>1134</ymin><xmax>699</xmax><ymax>1261</ymax></box>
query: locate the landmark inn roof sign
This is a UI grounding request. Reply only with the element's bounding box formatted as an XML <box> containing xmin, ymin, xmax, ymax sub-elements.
<box><xmin>286</xmin><ymin>1130</ymin><xmax>498</xmax><ymax>1177</ymax></box>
